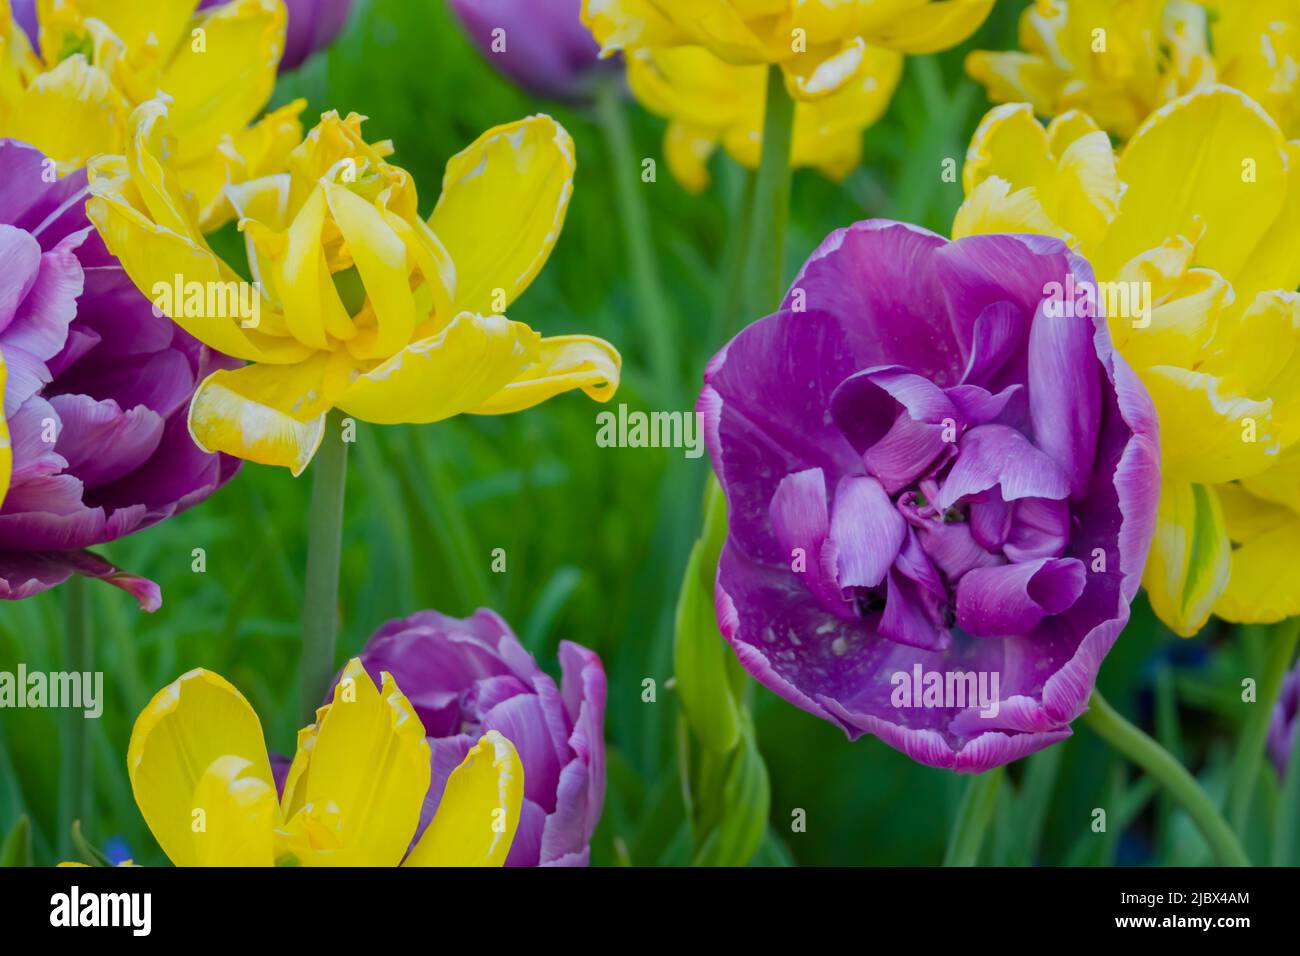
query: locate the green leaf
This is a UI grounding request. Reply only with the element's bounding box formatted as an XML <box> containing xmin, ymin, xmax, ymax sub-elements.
<box><xmin>673</xmin><ymin>475</ymin><xmax>741</xmax><ymax>752</ymax></box>
<box><xmin>70</xmin><ymin>820</ymin><xmax>110</xmax><ymax>867</ymax></box>
<box><xmin>0</xmin><ymin>815</ymin><xmax>32</xmax><ymax>867</ymax></box>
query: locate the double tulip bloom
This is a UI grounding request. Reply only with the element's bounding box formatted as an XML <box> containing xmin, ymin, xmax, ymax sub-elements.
<box><xmin>700</xmin><ymin>221</ymin><xmax>1158</xmax><ymax>770</ymax></box>
<box><xmin>955</xmin><ymin>87</ymin><xmax>1300</xmax><ymax>635</ymax></box>
<box><xmin>967</xmin><ymin>0</ymin><xmax>1300</xmax><ymax>140</ymax></box>
<box><xmin>582</xmin><ymin>0</ymin><xmax>993</xmax><ymax>191</ymax></box>
<box><xmin>87</xmin><ymin>101</ymin><xmax>621</xmax><ymax>474</ymax></box>
<box><xmin>0</xmin><ymin>0</ymin><xmax>305</xmax><ymax>230</ymax></box>
<box><xmin>0</xmin><ymin>139</ymin><xmax>235</xmax><ymax>607</ymax></box>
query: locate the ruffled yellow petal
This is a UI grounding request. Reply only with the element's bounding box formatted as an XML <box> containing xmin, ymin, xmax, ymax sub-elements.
<box><xmin>429</xmin><ymin>115</ymin><xmax>575</xmax><ymax>316</ymax></box>
<box><xmin>952</xmin><ymin>176</ymin><xmax>1070</xmax><ymax>244</ymax></box>
<box><xmin>281</xmin><ymin>659</ymin><xmax>431</xmax><ymax>867</ymax></box>
<box><xmin>1213</xmin><ymin>484</ymin><xmax>1300</xmax><ymax>623</ymax></box>
<box><xmin>1095</xmin><ymin>87</ymin><xmax>1290</xmax><ymax>283</ymax></box>
<box><xmin>470</xmin><ymin>334</ymin><xmax>622</xmax><ymax>415</ymax></box>
<box><xmin>161</xmin><ymin>0</ymin><xmax>286</xmax><ymax>165</ymax></box>
<box><xmin>336</xmin><ymin>312</ymin><xmax>539</xmax><ymax>425</ymax></box>
<box><xmin>581</xmin><ymin>0</ymin><xmax>685</xmax><ymax>57</ymax></box>
<box><xmin>1118</xmin><ymin>267</ymin><xmax>1229</xmax><ymax>372</ymax></box>
<box><xmin>664</xmin><ymin>122</ymin><xmax>721</xmax><ymax>192</ymax></box>
<box><xmin>1143</xmin><ymin>480</ymin><xmax>1230</xmax><ymax>637</ymax></box>
<box><xmin>1139</xmin><ymin>364</ymin><xmax>1276</xmax><ymax>485</ymax></box>
<box><xmin>127</xmin><ymin>669</ymin><xmax>277</xmax><ymax>867</ymax></box>
<box><xmin>404</xmin><ymin>730</ymin><xmax>523</xmax><ymax>867</ymax></box>
<box><xmin>58</xmin><ymin>0</ymin><xmax>200</xmax><ymax>59</ymax></box>
<box><xmin>187</xmin><ymin>352</ymin><xmax>350</xmax><ymax>475</ymax></box>
<box><xmin>2</xmin><ymin>55</ymin><xmax>129</xmax><ymax>168</ymax></box>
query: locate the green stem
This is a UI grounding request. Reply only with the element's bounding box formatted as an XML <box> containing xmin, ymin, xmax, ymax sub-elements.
<box><xmin>1228</xmin><ymin>618</ymin><xmax>1300</xmax><ymax>833</ymax></box>
<box><xmin>59</xmin><ymin>575</ymin><xmax>91</xmax><ymax>857</ymax></box>
<box><xmin>943</xmin><ymin>766</ymin><xmax>1003</xmax><ymax>866</ymax></box>
<box><xmin>741</xmin><ymin>65</ymin><xmax>795</xmax><ymax>319</ymax></box>
<box><xmin>1083</xmin><ymin>689</ymin><xmax>1250</xmax><ymax>866</ymax></box>
<box><xmin>716</xmin><ymin>169</ymin><xmax>756</xmax><ymax>338</ymax></box>
<box><xmin>594</xmin><ymin>76</ymin><xmax>677</xmax><ymax>402</ymax></box>
<box><xmin>299</xmin><ymin>410</ymin><xmax>349</xmax><ymax>724</ymax></box>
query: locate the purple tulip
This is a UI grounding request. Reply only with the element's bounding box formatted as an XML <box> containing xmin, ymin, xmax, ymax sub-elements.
<box><xmin>1269</xmin><ymin>661</ymin><xmax>1300</xmax><ymax>779</ymax></box>
<box><xmin>699</xmin><ymin>221</ymin><xmax>1160</xmax><ymax>772</ymax></box>
<box><xmin>201</xmin><ymin>0</ymin><xmax>355</xmax><ymax>71</ymax></box>
<box><xmin>448</xmin><ymin>0</ymin><xmax>614</xmax><ymax>101</ymax></box>
<box><xmin>335</xmin><ymin>608</ymin><xmax>607</xmax><ymax>865</ymax></box>
<box><xmin>0</xmin><ymin>140</ymin><xmax>238</xmax><ymax>609</ymax></box>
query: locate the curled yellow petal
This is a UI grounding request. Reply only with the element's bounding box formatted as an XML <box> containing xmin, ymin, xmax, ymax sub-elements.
<box><xmin>404</xmin><ymin>730</ymin><xmax>523</xmax><ymax>867</ymax></box>
<box><xmin>470</xmin><ymin>334</ymin><xmax>622</xmax><ymax>416</ymax></box>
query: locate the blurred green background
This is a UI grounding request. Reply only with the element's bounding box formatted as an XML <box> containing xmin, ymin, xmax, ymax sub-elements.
<box><xmin>0</xmin><ymin>0</ymin><xmax>1281</xmax><ymax>867</ymax></box>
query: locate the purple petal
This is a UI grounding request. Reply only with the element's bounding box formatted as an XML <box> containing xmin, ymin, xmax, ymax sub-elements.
<box><xmin>956</xmin><ymin>558</ymin><xmax>1087</xmax><ymax>637</ymax></box>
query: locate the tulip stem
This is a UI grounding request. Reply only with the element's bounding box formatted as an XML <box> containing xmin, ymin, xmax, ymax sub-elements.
<box><xmin>1083</xmin><ymin>689</ymin><xmax>1251</xmax><ymax>866</ymax></box>
<box><xmin>299</xmin><ymin>410</ymin><xmax>349</xmax><ymax>724</ymax></box>
<box><xmin>59</xmin><ymin>574</ymin><xmax>92</xmax><ymax>856</ymax></box>
<box><xmin>594</xmin><ymin>76</ymin><xmax>678</xmax><ymax>402</ymax></box>
<box><xmin>741</xmin><ymin>65</ymin><xmax>795</xmax><ymax>318</ymax></box>
<box><xmin>1227</xmin><ymin>618</ymin><xmax>1300</xmax><ymax>834</ymax></box>
<box><xmin>942</xmin><ymin>766</ymin><xmax>1003</xmax><ymax>866</ymax></box>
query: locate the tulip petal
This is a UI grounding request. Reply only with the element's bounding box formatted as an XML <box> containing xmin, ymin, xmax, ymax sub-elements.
<box><xmin>287</xmin><ymin>660</ymin><xmax>431</xmax><ymax>867</ymax></box>
<box><xmin>127</xmin><ymin>669</ymin><xmax>277</xmax><ymax>867</ymax></box>
<box><xmin>0</xmin><ymin>352</ymin><xmax>10</xmax><ymax>509</ymax></box>
<box><xmin>2</xmin><ymin>56</ymin><xmax>129</xmax><ymax>168</ymax></box>
<box><xmin>189</xmin><ymin>755</ymin><xmax>277</xmax><ymax>866</ymax></box>
<box><xmin>867</xmin><ymin>0</ymin><xmax>996</xmax><ymax>54</ymax></box>
<box><xmin>187</xmin><ymin>354</ymin><xmax>342</xmax><ymax>475</ymax></box>
<box><xmin>404</xmin><ymin>730</ymin><xmax>523</xmax><ymax>867</ymax></box>
<box><xmin>162</xmin><ymin>0</ymin><xmax>286</xmax><ymax>163</ymax></box>
<box><xmin>1215</xmin><ymin>512</ymin><xmax>1300</xmax><ymax>623</ymax></box>
<box><xmin>429</xmin><ymin>115</ymin><xmax>575</xmax><ymax>315</ymax></box>
<box><xmin>469</xmin><ymin>334</ymin><xmax>620</xmax><ymax>415</ymax></box>
<box><xmin>337</xmin><ymin>312</ymin><xmax>539</xmax><ymax>425</ymax></box>
<box><xmin>1142</xmin><ymin>479</ymin><xmax>1230</xmax><ymax>637</ymax></box>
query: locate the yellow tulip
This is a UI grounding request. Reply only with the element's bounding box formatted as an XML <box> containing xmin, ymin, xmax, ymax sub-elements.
<box><xmin>0</xmin><ymin>0</ymin><xmax>303</xmax><ymax>229</ymax></box>
<box><xmin>626</xmin><ymin>42</ymin><xmax>903</xmax><ymax>191</ymax></box>
<box><xmin>86</xmin><ymin>100</ymin><xmax>621</xmax><ymax>475</ymax></box>
<box><xmin>127</xmin><ymin>659</ymin><xmax>524</xmax><ymax>866</ymax></box>
<box><xmin>967</xmin><ymin>0</ymin><xmax>1300</xmax><ymax>140</ymax></box>
<box><xmin>583</xmin><ymin>0</ymin><xmax>993</xmax><ymax>102</ymax></box>
<box><xmin>954</xmin><ymin>87</ymin><xmax>1300</xmax><ymax>635</ymax></box>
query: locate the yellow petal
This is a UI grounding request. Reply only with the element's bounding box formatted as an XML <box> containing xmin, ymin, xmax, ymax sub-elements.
<box><xmin>187</xmin><ymin>353</ymin><xmax>348</xmax><ymax>475</ymax></box>
<box><xmin>1095</xmin><ymin>87</ymin><xmax>1290</xmax><ymax>283</ymax></box>
<box><xmin>336</xmin><ymin>312</ymin><xmax>539</xmax><ymax>425</ymax></box>
<box><xmin>160</xmin><ymin>0</ymin><xmax>285</xmax><ymax>164</ymax></box>
<box><xmin>188</xmin><ymin>755</ymin><xmax>277</xmax><ymax>866</ymax></box>
<box><xmin>1118</xmin><ymin>267</ymin><xmax>1230</xmax><ymax>371</ymax></box>
<box><xmin>61</xmin><ymin>0</ymin><xmax>200</xmax><ymax>58</ymax></box>
<box><xmin>962</xmin><ymin>103</ymin><xmax>1055</xmax><ymax>195</ymax></box>
<box><xmin>866</xmin><ymin>0</ymin><xmax>996</xmax><ymax>54</ymax></box>
<box><xmin>280</xmin><ymin>185</ymin><xmax>355</xmax><ymax>350</ymax></box>
<box><xmin>1139</xmin><ymin>364</ymin><xmax>1277</xmax><ymax>485</ymax></box>
<box><xmin>1142</xmin><ymin>480</ymin><xmax>1230</xmax><ymax>637</ymax></box>
<box><xmin>2</xmin><ymin>56</ymin><xmax>129</xmax><ymax>168</ymax></box>
<box><xmin>429</xmin><ymin>115</ymin><xmax>575</xmax><ymax>315</ymax></box>
<box><xmin>127</xmin><ymin>669</ymin><xmax>277</xmax><ymax>867</ymax></box>
<box><xmin>664</xmin><ymin>122</ymin><xmax>720</xmax><ymax>193</ymax></box>
<box><xmin>285</xmin><ymin>660</ymin><xmax>431</xmax><ymax>867</ymax></box>
<box><xmin>323</xmin><ymin>182</ymin><xmax>417</xmax><ymax>359</ymax></box>
<box><xmin>1215</xmin><ymin>511</ymin><xmax>1300</xmax><ymax>623</ymax></box>
<box><xmin>581</xmin><ymin>0</ymin><xmax>684</xmax><ymax>56</ymax></box>
<box><xmin>470</xmin><ymin>334</ymin><xmax>622</xmax><ymax>415</ymax></box>
<box><xmin>404</xmin><ymin>730</ymin><xmax>522</xmax><ymax>867</ymax></box>
<box><xmin>952</xmin><ymin>176</ymin><xmax>1071</xmax><ymax>244</ymax></box>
